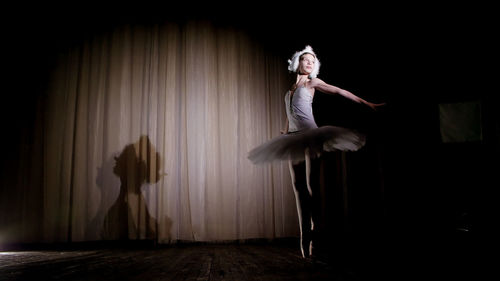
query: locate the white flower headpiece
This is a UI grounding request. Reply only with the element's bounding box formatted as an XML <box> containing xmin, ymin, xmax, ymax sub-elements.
<box><xmin>287</xmin><ymin>45</ymin><xmax>321</xmax><ymax>78</ymax></box>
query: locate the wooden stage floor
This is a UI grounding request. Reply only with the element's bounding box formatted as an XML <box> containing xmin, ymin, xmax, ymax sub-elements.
<box><xmin>0</xmin><ymin>235</ymin><xmax>480</xmax><ymax>281</ymax></box>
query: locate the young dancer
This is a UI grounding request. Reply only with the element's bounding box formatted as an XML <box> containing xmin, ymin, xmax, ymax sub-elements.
<box><xmin>248</xmin><ymin>45</ymin><xmax>384</xmax><ymax>258</ymax></box>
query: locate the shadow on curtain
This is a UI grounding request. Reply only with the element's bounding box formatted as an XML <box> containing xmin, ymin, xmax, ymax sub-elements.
<box><xmin>87</xmin><ymin>135</ymin><xmax>171</xmax><ymax>242</ymax></box>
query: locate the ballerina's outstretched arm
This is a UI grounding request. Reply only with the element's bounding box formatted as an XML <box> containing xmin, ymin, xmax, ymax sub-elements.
<box><xmin>310</xmin><ymin>78</ymin><xmax>386</xmax><ymax>111</ymax></box>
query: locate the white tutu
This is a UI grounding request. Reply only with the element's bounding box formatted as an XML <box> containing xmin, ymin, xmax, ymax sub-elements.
<box><xmin>248</xmin><ymin>125</ymin><xmax>366</xmax><ymax>164</ymax></box>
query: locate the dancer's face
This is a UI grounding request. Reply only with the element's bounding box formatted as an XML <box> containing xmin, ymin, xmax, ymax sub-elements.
<box><xmin>299</xmin><ymin>53</ymin><xmax>315</xmax><ymax>76</ymax></box>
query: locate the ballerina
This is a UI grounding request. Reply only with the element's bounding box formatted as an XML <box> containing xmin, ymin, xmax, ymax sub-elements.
<box><xmin>248</xmin><ymin>45</ymin><xmax>385</xmax><ymax>258</ymax></box>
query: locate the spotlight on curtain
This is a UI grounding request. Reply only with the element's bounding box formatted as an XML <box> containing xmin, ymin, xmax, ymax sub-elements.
<box><xmin>0</xmin><ymin>21</ymin><xmax>299</xmax><ymax>244</ymax></box>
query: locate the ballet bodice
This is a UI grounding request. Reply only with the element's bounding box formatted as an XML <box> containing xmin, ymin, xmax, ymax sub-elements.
<box><xmin>285</xmin><ymin>86</ymin><xmax>318</xmax><ymax>132</ymax></box>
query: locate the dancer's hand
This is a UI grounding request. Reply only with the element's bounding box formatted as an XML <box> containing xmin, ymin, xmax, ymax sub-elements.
<box><xmin>365</xmin><ymin>101</ymin><xmax>386</xmax><ymax>111</ymax></box>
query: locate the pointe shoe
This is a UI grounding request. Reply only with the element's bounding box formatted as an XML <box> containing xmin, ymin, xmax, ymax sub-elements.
<box><xmin>300</xmin><ymin>239</ymin><xmax>313</xmax><ymax>258</ymax></box>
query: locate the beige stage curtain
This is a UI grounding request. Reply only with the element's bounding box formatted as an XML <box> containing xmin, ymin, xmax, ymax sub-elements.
<box><xmin>1</xmin><ymin>22</ymin><xmax>299</xmax><ymax>244</ymax></box>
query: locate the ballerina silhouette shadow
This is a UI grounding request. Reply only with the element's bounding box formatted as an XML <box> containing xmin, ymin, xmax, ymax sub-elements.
<box><xmin>98</xmin><ymin>135</ymin><xmax>171</xmax><ymax>243</ymax></box>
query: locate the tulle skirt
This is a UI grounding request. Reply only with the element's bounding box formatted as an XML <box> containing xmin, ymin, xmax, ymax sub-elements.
<box><xmin>247</xmin><ymin>126</ymin><xmax>366</xmax><ymax>164</ymax></box>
